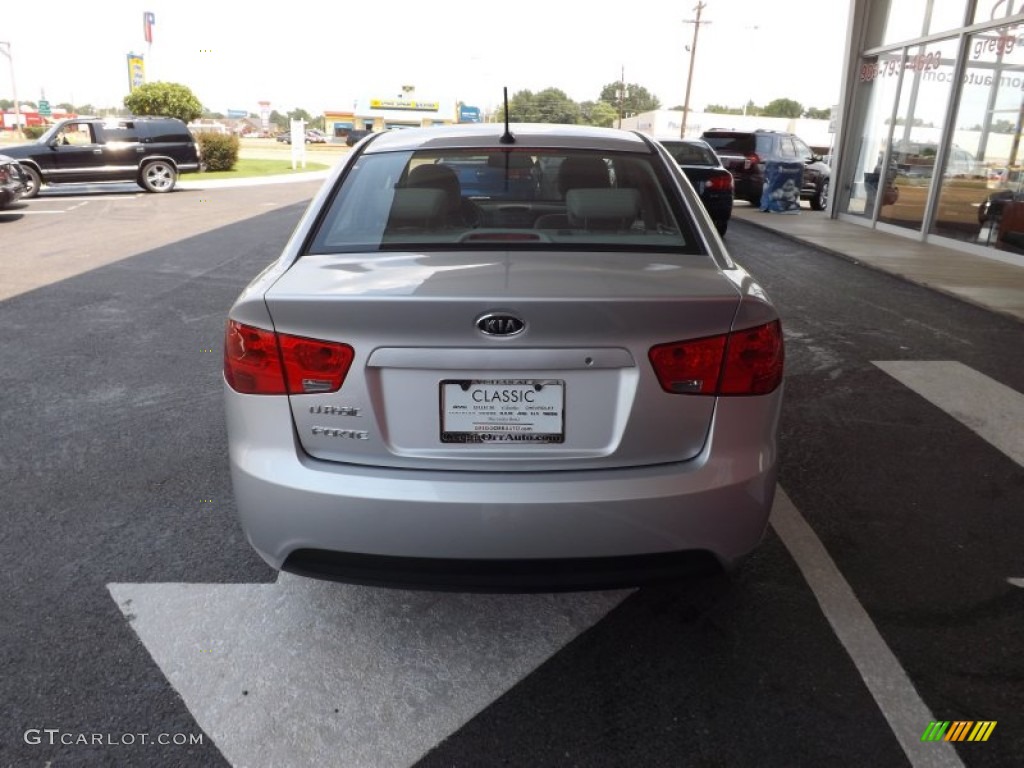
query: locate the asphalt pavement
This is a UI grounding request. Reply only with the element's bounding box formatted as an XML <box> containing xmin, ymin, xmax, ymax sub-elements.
<box><xmin>2</xmin><ymin>174</ymin><xmax>1021</xmax><ymax>768</ymax></box>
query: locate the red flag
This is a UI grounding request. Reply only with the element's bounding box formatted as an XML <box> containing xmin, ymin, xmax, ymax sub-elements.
<box><xmin>143</xmin><ymin>12</ymin><xmax>156</xmax><ymax>44</ymax></box>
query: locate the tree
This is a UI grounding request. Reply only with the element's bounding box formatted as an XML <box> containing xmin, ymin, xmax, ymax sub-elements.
<box><xmin>579</xmin><ymin>100</ymin><xmax>617</xmax><ymax>127</ymax></box>
<box><xmin>269</xmin><ymin>110</ymin><xmax>288</xmax><ymax>132</ymax></box>
<box><xmin>202</xmin><ymin>109</ymin><xmax>225</xmax><ymax>119</ymax></box>
<box><xmin>598</xmin><ymin>82</ymin><xmax>661</xmax><ymax>116</ymax></box>
<box><xmin>497</xmin><ymin>88</ymin><xmax>580</xmax><ymax>125</ymax></box>
<box><xmin>762</xmin><ymin>98</ymin><xmax>804</xmax><ymax>118</ymax></box>
<box><xmin>705</xmin><ymin>103</ymin><xmax>743</xmax><ymax>115</ymax></box>
<box><xmin>124</xmin><ymin>82</ymin><xmax>202</xmax><ymax>123</ymax></box>
<box><xmin>804</xmin><ymin>106</ymin><xmax>832</xmax><ymax>120</ymax></box>
<box><xmin>56</xmin><ymin>102</ymin><xmax>75</xmax><ymax>113</ymax></box>
<box><xmin>284</xmin><ymin>108</ymin><xmax>322</xmax><ymax>131</ymax></box>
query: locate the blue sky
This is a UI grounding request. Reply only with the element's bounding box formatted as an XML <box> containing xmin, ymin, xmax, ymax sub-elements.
<box><xmin>2</xmin><ymin>1</ymin><xmax>850</xmax><ymax>115</ymax></box>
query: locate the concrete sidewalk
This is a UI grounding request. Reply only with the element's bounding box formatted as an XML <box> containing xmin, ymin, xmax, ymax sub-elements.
<box><xmin>732</xmin><ymin>204</ymin><xmax>1024</xmax><ymax>323</ymax></box>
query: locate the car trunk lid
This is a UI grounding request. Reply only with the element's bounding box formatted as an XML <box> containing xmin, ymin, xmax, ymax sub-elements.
<box><xmin>264</xmin><ymin>251</ymin><xmax>742</xmax><ymax>471</ymax></box>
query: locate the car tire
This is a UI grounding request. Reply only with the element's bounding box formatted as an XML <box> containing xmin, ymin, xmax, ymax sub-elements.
<box><xmin>21</xmin><ymin>165</ymin><xmax>42</xmax><ymax>198</ymax></box>
<box><xmin>810</xmin><ymin>179</ymin><xmax>829</xmax><ymax>211</ymax></box>
<box><xmin>715</xmin><ymin>219</ymin><xmax>728</xmax><ymax>236</ymax></box>
<box><xmin>139</xmin><ymin>161</ymin><xmax>177</xmax><ymax>193</ymax></box>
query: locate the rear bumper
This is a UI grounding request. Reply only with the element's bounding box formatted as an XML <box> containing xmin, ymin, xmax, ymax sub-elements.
<box><xmin>226</xmin><ymin>383</ymin><xmax>781</xmax><ymax>589</ymax></box>
<box><xmin>0</xmin><ymin>183</ymin><xmax>24</xmax><ymax>208</ymax></box>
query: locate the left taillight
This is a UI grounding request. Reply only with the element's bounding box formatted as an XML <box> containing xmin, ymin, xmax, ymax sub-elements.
<box><xmin>649</xmin><ymin>320</ymin><xmax>783</xmax><ymax>396</ymax></box>
<box><xmin>223</xmin><ymin>320</ymin><xmax>354</xmax><ymax>395</ymax></box>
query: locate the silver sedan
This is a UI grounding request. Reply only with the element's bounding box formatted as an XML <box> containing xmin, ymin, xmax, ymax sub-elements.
<box><xmin>223</xmin><ymin>123</ymin><xmax>783</xmax><ymax>591</ymax></box>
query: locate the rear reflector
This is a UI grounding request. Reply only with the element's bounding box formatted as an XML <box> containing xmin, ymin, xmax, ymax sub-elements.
<box><xmin>224</xmin><ymin>320</ymin><xmax>354</xmax><ymax>395</ymax></box>
<box><xmin>649</xmin><ymin>335</ymin><xmax>726</xmax><ymax>395</ymax></box>
<box><xmin>649</xmin><ymin>320</ymin><xmax>783</xmax><ymax>396</ymax></box>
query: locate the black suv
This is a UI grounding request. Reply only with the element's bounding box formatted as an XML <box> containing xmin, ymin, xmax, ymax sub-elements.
<box><xmin>700</xmin><ymin>129</ymin><xmax>830</xmax><ymax>210</ymax></box>
<box><xmin>4</xmin><ymin>116</ymin><xmax>202</xmax><ymax>197</ymax></box>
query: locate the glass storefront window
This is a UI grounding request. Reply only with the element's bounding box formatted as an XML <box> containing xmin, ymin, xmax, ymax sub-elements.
<box><xmin>843</xmin><ymin>52</ymin><xmax>903</xmax><ymax>218</ymax></box>
<box><xmin>878</xmin><ymin>41</ymin><xmax>957</xmax><ymax>233</ymax></box>
<box><xmin>931</xmin><ymin>22</ymin><xmax>1024</xmax><ymax>250</ymax></box>
<box><xmin>973</xmin><ymin>0</ymin><xmax>1024</xmax><ymax>24</ymax></box>
<box><xmin>927</xmin><ymin>3</ymin><xmax>969</xmax><ymax>35</ymax></box>
<box><xmin>881</xmin><ymin>1</ymin><xmax>968</xmax><ymax>44</ymax></box>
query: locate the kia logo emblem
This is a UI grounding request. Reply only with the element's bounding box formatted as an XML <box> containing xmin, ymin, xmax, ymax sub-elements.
<box><xmin>476</xmin><ymin>312</ymin><xmax>525</xmax><ymax>336</ymax></box>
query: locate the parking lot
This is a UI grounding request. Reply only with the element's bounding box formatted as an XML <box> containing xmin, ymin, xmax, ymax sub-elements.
<box><xmin>2</xmin><ymin>181</ymin><xmax>1022</xmax><ymax>767</ymax></box>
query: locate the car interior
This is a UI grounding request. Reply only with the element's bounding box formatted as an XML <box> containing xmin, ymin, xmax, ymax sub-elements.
<box><xmin>311</xmin><ymin>148</ymin><xmax>699</xmax><ymax>253</ymax></box>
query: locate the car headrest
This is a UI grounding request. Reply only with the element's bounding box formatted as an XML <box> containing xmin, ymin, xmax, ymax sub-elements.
<box><xmin>566</xmin><ymin>189</ymin><xmax>640</xmax><ymax>230</ymax></box>
<box><xmin>386</xmin><ymin>188</ymin><xmax>446</xmax><ymax>229</ymax></box>
<box><xmin>406</xmin><ymin>164</ymin><xmax>462</xmax><ymax>211</ymax></box>
<box><xmin>558</xmin><ymin>156</ymin><xmax>610</xmax><ymax>194</ymax></box>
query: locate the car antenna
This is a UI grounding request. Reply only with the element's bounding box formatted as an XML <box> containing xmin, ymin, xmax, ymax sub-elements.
<box><xmin>499</xmin><ymin>87</ymin><xmax>515</xmax><ymax>144</ymax></box>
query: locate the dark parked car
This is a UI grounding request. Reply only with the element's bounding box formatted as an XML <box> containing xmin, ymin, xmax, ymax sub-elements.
<box><xmin>3</xmin><ymin>117</ymin><xmax>201</xmax><ymax>197</ymax></box>
<box><xmin>0</xmin><ymin>154</ymin><xmax>29</xmax><ymax>209</ymax></box>
<box><xmin>223</xmin><ymin>123</ymin><xmax>784</xmax><ymax>591</ymax></box>
<box><xmin>345</xmin><ymin>129</ymin><xmax>373</xmax><ymax>147</ymax></box>
<box><xmin>701</xmin><ymin>129</ymin><xmax>830</xmax><ymax>210</ymax></box>
<box><xmin>658</xmin><ymin>138</ymin><xmax>733</xmax><ymax>235</ymax></box>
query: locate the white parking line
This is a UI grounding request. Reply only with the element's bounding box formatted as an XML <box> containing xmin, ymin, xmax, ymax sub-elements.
<box><xmin>873</xmin><ymin>360</ymin><xmax>1024</xmax><ymax>467</ymax></box>
<box><xmin>108</xmin><ymin>576</ymin><xmax>628</xmax><ymax>768</ymax></box>
<box><xmin>771</xmin><ymin>488</ymin><xmax>965</xmax><ymax>768</ymax></box>
<box><xmin>33</xmin><ymin>195</ymin><xmax>138</xmax><ymax>202</ymax></box>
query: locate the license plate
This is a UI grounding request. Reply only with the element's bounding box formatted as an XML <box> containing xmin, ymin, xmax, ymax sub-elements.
<box><xmin>440</xmin><ymin>379</ymin><xmax>565</xmax><ymax>444</ymax></box>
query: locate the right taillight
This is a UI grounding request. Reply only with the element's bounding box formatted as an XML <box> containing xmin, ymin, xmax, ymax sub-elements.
<box><xmin>649</xmin><ymin>320</ymin><xmax>783</xmax><ymax>396</ymax></box>
<box><xmin>224</xmin><ymin>320</ymin><xmax>354</xmax><ymax>395</ymax></box>
<box><xmin>744</xmin><ymin>152</ymin><xmax>761</xmax><ymax>169</ymax></box>
<box><xmin>705</xmin><ymin>172</ymin><xmax>734</xmax><ymax>192</ymax></box>
<box><xmin>719</xmin><ymin>320</ymin><xmax>784</xmax><ymax>395</ymax></box>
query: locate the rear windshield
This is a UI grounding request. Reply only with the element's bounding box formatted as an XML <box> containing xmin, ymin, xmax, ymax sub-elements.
<box><xmin>702</xmin><ymin>133</ymin><xmax>754</xmax><ymax>154</ymax></box>
<box><xmin>662</xmin><ymin>141</ymin><xmax>719</xmax><ymax>166</ymax></box>
<box><xmin>307</xmin><ymin>148</ymin><xmax>701</xmax><ymax>255</ymax></box>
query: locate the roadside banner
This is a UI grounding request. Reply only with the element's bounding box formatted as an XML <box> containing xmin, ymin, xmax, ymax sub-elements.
<box><xmin>127</xmin><ymin>54</ymin><xmax>146</xmax><ymax>91</ymax></box>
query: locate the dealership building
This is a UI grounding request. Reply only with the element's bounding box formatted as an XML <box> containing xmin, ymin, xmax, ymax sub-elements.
<box><xmin>831</xmin><ymin>0</ymin><xmax>1024</xmax><ymax>266</ymax></box>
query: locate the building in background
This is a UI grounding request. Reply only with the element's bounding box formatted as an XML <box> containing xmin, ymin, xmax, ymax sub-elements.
<box><xmin>324</xmin><ymin>90</ymin><xmax>458</xmax><ymax>141</ymax></box>
<box><xmin>834</xmin><ymin>1</ymin><xmax>1024</xmax><ymax>266</ymax></box>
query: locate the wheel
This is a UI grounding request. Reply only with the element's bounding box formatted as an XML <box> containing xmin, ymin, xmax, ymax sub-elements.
<box><xmin>21</xmin><ymin>165</ymin><xmax>42</xmax><ymax>198</ymax></box>
<box><xmin>810</xmin><ymin>178</ymin><xmax>829</xmax><ymax>211</ymax></box>
<box><xmin>139</xmin><ymin>161</ymin><xmax>177</xmax><ymax>193</ymax></box>
<box><xmin>715</xmin><ymin>218</ymin><xmax>729</xmax><ymax>236</ymax></box>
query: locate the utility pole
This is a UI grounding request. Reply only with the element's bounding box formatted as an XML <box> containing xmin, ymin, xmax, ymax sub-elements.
<box><xmin>0</xmin><ymin>41</ymin><xmax>22</xmax><ymax>139</ymax></box>
<box><xmin>680</xmin><ymin>2</ymin><xmax>710</xmax><ymax>138</ymax></box>
<box><xmin>616</xmin><ymin>66</ymin><xmax>629</xmax><ymax>129</ymax></box>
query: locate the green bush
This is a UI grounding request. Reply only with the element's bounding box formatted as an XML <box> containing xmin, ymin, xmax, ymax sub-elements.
<box><xmin>193</xmin><ymin>134</ymin><xmax>239</xmax><ymax>173</ymax></box>
<box><xmin>23</xmin><ymin>125</ymin><xmax>46</xmax><ymax>140</ymax></box>
<box><xmin>195</xmin><ymin>132</ymin><xmax>239</xmax><ymax>172</ymax></box>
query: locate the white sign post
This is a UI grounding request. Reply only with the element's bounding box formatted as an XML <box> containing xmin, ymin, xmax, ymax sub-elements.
<box><xmin>290</xmin><ymin>118</ymin><xmax>306</xmax><ymax>169</ymax></box>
